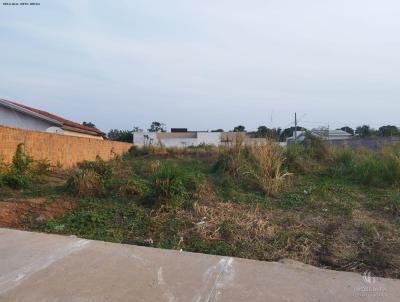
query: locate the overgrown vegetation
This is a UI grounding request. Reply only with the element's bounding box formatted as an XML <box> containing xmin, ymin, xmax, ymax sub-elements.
<box><xmin>214</xmin><ymin>139</ymin><xmax>291</xmax><ymax>196</ymax></box>
<box><xmin>66</xmin><ymin>156</ymin><xmax>113</xmax><ymax>197</ymax></box>
<box><xmin>286</xmin><ymin>137</ymin><xmax>400</xmax><ymax>188</ymax></box>
<box><xmin>0</xmin><ymin>143</ymin><xmax>51</xmax><ymax>189</ymax></box>
<box><xmin>2</xmin><ymin>140</ymin><xmax>400</xmax><ymax>278</ymax></box>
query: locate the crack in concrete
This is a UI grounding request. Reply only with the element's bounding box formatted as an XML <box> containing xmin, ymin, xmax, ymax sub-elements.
<box><xmin>202</xmin><ymin>257</ymin><xmax>235</xmax><ymax>302</ymax></box>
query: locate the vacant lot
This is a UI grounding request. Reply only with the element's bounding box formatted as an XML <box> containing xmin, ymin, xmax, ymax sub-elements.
<box><xmin>1</xmin><ymin>139</ymin><xmax>400</xmax><ymax>278</ymax></box>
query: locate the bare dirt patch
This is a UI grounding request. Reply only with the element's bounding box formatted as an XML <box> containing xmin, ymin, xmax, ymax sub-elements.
<box><xmin>0</xmin><ymin>198</ymin><xmax>75</xmax><ymax>228</ymax></box>
<box><xmin>0</xmin><ymin>202</ymin><xmax>30</xmax><ymax>227</ymax></box>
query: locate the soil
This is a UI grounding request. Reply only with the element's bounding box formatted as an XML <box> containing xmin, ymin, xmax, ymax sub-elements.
<box><xmin>0</xmin><ymin>197</ymin><xmax>75</xmax><ymax>228</ymax></box>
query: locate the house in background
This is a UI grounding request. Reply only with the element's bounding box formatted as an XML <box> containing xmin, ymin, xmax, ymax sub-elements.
<box><xmin>133</xmin><ymin>128</ymin><xmax>267</xmax><ymax>147</ymax></box>
<box><xmin>133</xmin><ymin>128</ymin><xmax>221</xmax><ymax>147</ymax></box>
<box><xmin>0</xmin><ymin>99</ymin><xmax>105</xmax><ymax>139</ymax></box>
<box><xmin>287</xmin><ymin>129</ymin><xmax>352</xmax><ymax>142</ymax></box>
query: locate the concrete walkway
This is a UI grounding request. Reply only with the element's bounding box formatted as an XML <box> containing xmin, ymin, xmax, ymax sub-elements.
<box><xmin>0</xmin><ymin>228</ymin><xmax>399</xmax><ymax>302</ymax></box>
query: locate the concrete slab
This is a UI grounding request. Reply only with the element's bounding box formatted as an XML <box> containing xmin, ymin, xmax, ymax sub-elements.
<box><xmin>0</xmin><ymin>228</ymin><xmax>399</xmax><ymax>301</ymax></box>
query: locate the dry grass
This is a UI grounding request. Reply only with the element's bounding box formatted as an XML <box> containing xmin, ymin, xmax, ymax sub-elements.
<box><xmin>246</xmin><ymin>141</ymin><xmax>292</xmax><ymax>196</ymax></box>
<box><xmin>217</xmin><ymin>138</ymin><xmax>291</xmax><ymax>196</ymax></box>
<box><xmin>118</xmin><ymin>181</ymin><xmax>142</xmax><ymax>197</ymax></box>
<box><xmin>67</xmin><ymin>170</ymin><xmax>104</xmax><ymax>197</ymax></box>
<box><xmin>10</xmin><ymin>143</ymin><xmax>400</xmax><ymax>279</ymax></box>
<box><xmin>164</xmin><ymin>201</ymin><xmax>323</xmax><ymax>264</ymax></box>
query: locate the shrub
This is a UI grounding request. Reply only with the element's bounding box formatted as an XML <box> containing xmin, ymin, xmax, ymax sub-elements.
<box><xmin>119</xmin><ymin>176</ymin><xmax>149</xmax><ymax>197</ymax></box>
<box><xmin>352</xmin><ymin>150</ymin><xmax>400</xmax><ymax>187</ymax></box>
<box><xmin>67</xmin><ymin>156</ymin><xmax>113</xmax><ymax>196</ymax></box>
<box><xmin>11</xmin><ymin>143</ymin><xmax>34</xmax><ymax>175</ymax></box>
<box><xmin>152</xmin><ymin>163</ymin><xmax>189</xmax><ymax>206</ymax></box>
<box><xmin>32</xmin><ymin>159</ymin><xmax>52</xmax><ymax>176</ymax></box>
<box><xmin>286</xmin><ymin>143</ymin><xmax>306</xmax><ymax>165</ymax></box>
<box><xmin>379</xmin><ymin>145</ymin><xmax>400</xmax><ymax>185</ymax></box>
<box><xmin>3</xmin><ymin>173</ymin><xmax>31</xmax><ymax>189</ymax></box>
<box><xmin>77</xmin><ymin>156</ymin><xmax>112</xmax><ymax>182</ymax></box>
<box><xmin>4</xmin><ymin>143</ymin><xmax>34</xmax><ymax>189</ymax></box>
<box><xmin>327</xmin><ymin>144</ymin><xmax>400</xmax><ymax>187</ymax></box>
<box><xmin>66</xmin><ymin>170</ymin><xmax>104</xmax><ymax>197</ymax></box>
<box><xmin>285</xmin><ymin>144</ymin><xmax>316</xmax><ymax>174</ymax></box>
<box><xmin>213</xmin><ymin>140</ymin><xmax>250</xmax><ymax>178</ymax></box>
<box><xmin>303</xmin><ymin>132</ymin><xmax>332</xmax><ymax>161</ymax></box>
<box><xmin>328</xmin><ymin>147</ymin><xmax>355</xmax><ymax>177</ymax></box>
<box><xmin>0</xmin><ymin>144</ymin><xmax>56</xmax><ymax>189</ymax></box>
<box><xmin>0</xmin><ymin>157</ymin><xmax>6</xmax><ymax>187</ymax></box>
<box><xmin>148</xmin><ymin>161</ymin><xmax>206</xmax><ymax>207</ymax></box>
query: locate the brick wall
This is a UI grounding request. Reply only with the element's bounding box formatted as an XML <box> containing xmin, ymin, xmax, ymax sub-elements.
<box><xmin>0</xmin><ymin>126</ymin><xmax>132</xmax><ymax>168</ymax></box>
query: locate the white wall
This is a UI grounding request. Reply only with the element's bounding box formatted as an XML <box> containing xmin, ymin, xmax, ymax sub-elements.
<box><xmin>0</xmin><ymin>105</ymin><xmax>55</xmax><ymax>131</ymax></box>
<box><xmin>133</xmin><ymin>132</ymin><xmax>221</xmax><ymax>147</ymax></box>
<box><xmin>133</xmin><ymin>132</ymin><xmax>158</xmax><ymax>146</ymax></box>
<box><xmin>196</xmin><ymin>132</ymin><xmax>221</xmax><ymax>146</ymax></box>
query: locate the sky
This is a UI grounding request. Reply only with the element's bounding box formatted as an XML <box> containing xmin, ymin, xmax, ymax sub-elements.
<box><xmin>1</xmin><ymin>0</ymin><xmax>400</xmax><ymax>133</ymax></box>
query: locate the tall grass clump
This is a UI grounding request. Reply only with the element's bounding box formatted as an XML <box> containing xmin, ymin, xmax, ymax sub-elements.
<box><xmin>150</xmin><ymin>161</ymin><xmax>204</xmax><ymax>207</ymax></box>
<box><xmin>285</xmin><ymin>135</ymin><xmax>332</xmax><ymax>174</ymax></box>
<box><xmin>118</xmin><ymin>175</ymin><xmax>150</xmax><ymax>197</ymax></box>
<box><xmin>325</xmin><ymin>144</ymin><xmax>400</xmax><ymax>187</ymax></box>
<box><xmin>66</xmin><ymin>170</ymin><xmax>104</xmax><ymax>197</ymax></box>
<box><xmin>214</xmin><ymin>136</ymin><xmax>247</xmax><ymax>178</ymax></box>
<box><xmin>285</xmin><ymin>143</ymin><xmax>311</xmax><ymax>173</ymax></box>
<box><xmin>77</xmin><ymin>156</ymin><xmax>112</xmax><ymax>182</ymax></box>
<box><xmin>153</xmin><ymin>163</ymin><xmax>188</xmax><ymax>205</ymax></box>
<box><xmin>352</xmin><ymin>145</ymin><xmax>400</xmax><ymax>187</ymax></box>
<box><xmin>328</xmin><ymin>147</ymin><xmax>355</xmax><ymax>177</ymax></box>
<box><xmin>67</xmin><ymin>156</ymin><xmax>113</xmax><ymax>196</ymax></box>
<box><xmin>215</xmin><ymin>139</ymin><xmax>291</xmax><ymax>196</ymax></box>
<box><xmin>246</xmin><ymin>142</ymin><xmax>292</xmax><ymax>196</ymax></box>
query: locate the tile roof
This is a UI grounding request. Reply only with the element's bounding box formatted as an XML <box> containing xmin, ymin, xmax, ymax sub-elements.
<box><xmin>1</xmin><ymin>99</ymin><xmax>104</xmax><ymax>135</ymax></box>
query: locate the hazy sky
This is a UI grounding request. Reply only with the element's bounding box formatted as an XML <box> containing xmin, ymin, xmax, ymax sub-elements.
<box><xmin>1</xmin><ymin>0</ymin><xmax>400</xmax><ymax>132</ymax></box>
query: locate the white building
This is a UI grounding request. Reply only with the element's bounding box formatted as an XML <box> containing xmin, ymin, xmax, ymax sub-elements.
<box><xmin>133</xmin><ymin>128</ymin><xmax>287</xmax><ymax>148</ymax></box>
<box><xmin>133</xmin><ymin>130</ymin><xmax>222</xmax><ymax>147</ymax></box>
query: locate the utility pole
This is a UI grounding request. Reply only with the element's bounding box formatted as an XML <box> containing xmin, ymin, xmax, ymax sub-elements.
<box><xmin>294</xmin><ymin>112</ymin><xmax>297</xmax><ymax>143</ymax></box>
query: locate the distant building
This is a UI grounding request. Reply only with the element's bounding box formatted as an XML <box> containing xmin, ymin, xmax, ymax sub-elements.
<box><xmin>133</xmin><ymin>129</ymin><xmax>276</xmax><ymax>147</ymax></box>
<box><xmin>287</xmin><ymin>129</ymin><xmax>352</xmax><ymax>142</ymax></box>
<box><xmin>133</xmin><ymin>130</ymin><xmax>221</xmax><ymax>147</ymax></box>
<box><xmin>0</xmin><ymin>98</ymin><xmax>105</xmax><ymax>140</ymax></box>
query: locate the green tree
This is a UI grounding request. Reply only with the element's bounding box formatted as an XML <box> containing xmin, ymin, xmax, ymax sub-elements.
<box><xmin>271</xmin><ymin>128</ymin><xmax>282</xmax><ymax>140</ymax></box>
<box><xmin>255</xmin><ymin>126</ymin><xmax>272</xmax><ymax>138</ymax></box>
<box><xmin>378</xmin><ymin>125</ymin><xmax>399</xmax><ymax>137</ymax></box>
<box><xmin>133</xmin><ymin>126</ymin><xmax>143</xmax><ymax>132</ymax></box>
<box><xmin>339</xmin><ymin>126</ymin><xmax>354</xmax><ymax>135</ymax></box>
<box><xmin>148</xmin><ymin>121</ymin><xmax>166</xmax><ymax>132</ymax></box>
<box><xmin>107</xmin><ymin>129</ymin><xmax>133</xmax><ymax>142</ymax></box>
<box><xmin>355</xmin><ymin>125</ymin><xmax>372</xmax><ymax>138</ymax></box>
<box><xmin>233</xmin><ymin>125</ymin><xmax>246</xmax><ymax>132</ymax></box>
